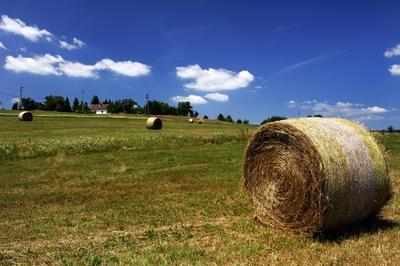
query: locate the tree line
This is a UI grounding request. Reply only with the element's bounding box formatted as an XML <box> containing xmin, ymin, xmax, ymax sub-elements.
<box><xmin>12</xmin><ymin>95</ymin><xmax>200</xmax><ymax>117</ymax></box>
<box><xmin>217</xmin><ymin>113</ymin><xmax>249</xmax><ymax>124</ymax></box>
<box><xmin>12</xmin><ymin>95</ymin><xmax>256</xmax><ymax>122</ymax></box>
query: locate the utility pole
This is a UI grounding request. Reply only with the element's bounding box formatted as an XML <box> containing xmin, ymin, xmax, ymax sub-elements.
<box><xmin>18</xmin><ymin>86</ymin><xmax>23</xmax><ymax>110</ymax></box>
<box><xmin>81</xmin><ymin>90</ymin><xmax>84</xmax><ymax>111</ymax></box>
<box><xmin>145</xmin><ymin>92</ymin><xmax>149</xmax><ymax>115</ymax></box>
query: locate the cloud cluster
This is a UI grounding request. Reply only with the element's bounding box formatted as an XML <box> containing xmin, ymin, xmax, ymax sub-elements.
<box><xmin>59</xmin><ymin>37</ymin><xmax>85</xmax><ymax>50</ymax></box>
<box><xmin>176</xmin><ymin>64</ymin><xmax>254</xmax><ymax>91</ymax></box>
<box><xmin>0</xmin><ymin>15</ymin><xmax>52</xmax><ymax>42</ymax></box>
<box><xmin>286</xmin><ymin>100</ymin><xmax>296</xmax><ymax>108</ymax></box>
<box><xmin>287</xmin><ymin>100</ymin><xmax>389</xmax><ymax>120</ymax></box>
<box><xmin>0</xmin><ymin>14</ymin><xmax>253</xmax><ymax>106</ymax></box>
<box><xmin>384</xmin><ymin>44</ymin><xmax>400</xmax><ymax>58</ymax></box>
<box><xmin>389</xmin><ymin>64</ymin><xmax>400</xmax><ymax>76</ymax></box>
<box><xmin>384</xmin><ymin>43</ymin><xmax>400</xmax><ymax>76</ymax></box>
<box><xmin>5</xmin><ymin>54</ymin><xmax>63</xmax><ymax>75</ymax></box>
<box><xmin>0</xmin><ymin>41</ymin><xmax>6</xmax><ymax>50</ymax></box>
<box><xmin>171</xmin><ymin>95</ymin><xmax>208</xmax><ymax>105</ymax></box>
<box><xmin>4</xmin><ymin>54</ymin><xmax>151</xmax><ymax>78</ymax></box>
<box><xmin>205</xmin><ymin>93</ymin><xmax>229</xmax><ymax>102</ymax></box>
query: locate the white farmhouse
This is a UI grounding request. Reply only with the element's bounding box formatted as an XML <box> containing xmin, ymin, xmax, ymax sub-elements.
<box><xmin>90</xmin><ymin>104</ymin><xmax>109</xmax><ymax>115</ymax></box>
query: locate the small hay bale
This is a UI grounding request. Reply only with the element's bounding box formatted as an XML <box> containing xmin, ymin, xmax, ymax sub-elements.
<box><xmin>243</xmin><ymin>117</ymin><xmax>391</xmax><ymax>235</ymax></box>
<box><xmin>188</xmin><ymin>118</ymin><xmax>194</xmax><ymax>123</ymax></box>
<box><xmin>197</xmin><ymin>119</ymin><xmax>204</xmax><ymax>124</ymax></box>
<box><xmin>18</xmin><ymin>111</ymin><xmax>33</xmax><ymax>121</ymax></box>
<box><xmin>146</xmin><ymin>117</ymin><xmax>162</xmax><ymax>130</ymax></box>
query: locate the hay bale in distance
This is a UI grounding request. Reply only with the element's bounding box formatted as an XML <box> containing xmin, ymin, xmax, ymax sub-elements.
<box><xmin>188</xmin><ymin>118</ymin><xmax>194</xmax><ymax>123</ymax></box>
<box><xmin>243</xmin><ymin>117</ymin><xmax>391</xmax><ymax>235</ymax></box>
<box><xmin>18</xmin><ymin>111</ymin><xmax>33</xmax><ymax>121</ymax></box>
<box><xmin>146</xmin><ymin>117</ymin><xmax>162</xmax><ymax>130</ymax></box>
<box><xmin>197</xmin><ymin>119</ymin><xmax>204</xmax><ymax>124</ymax></box>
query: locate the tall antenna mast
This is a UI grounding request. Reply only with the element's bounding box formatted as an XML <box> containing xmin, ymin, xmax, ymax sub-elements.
<box><xmin>145</xmin><ymin>92</ymin><xmax>149</xmax><ymax>115</ymax></box>
<box><xmin>81</xmin><ymin>90</ymin><xmax>84</xmax><ymax>111</ymax></box>
<box><xmin>18</xmin><ymin>86</ymin><xmax>23</xmax><ymax>110</ymax></box>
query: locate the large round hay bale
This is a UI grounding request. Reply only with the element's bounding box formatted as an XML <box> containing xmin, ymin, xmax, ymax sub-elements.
<box><xmin>197</xmin><ymin>119</ymin><xmax>204</xmax><ymax>124</ymax></box>
<box><xmin>188</xmin><ymin>118</ymin><xmax>194</xmax><ymax>123</ymax></box>
<box><xmin>146</xmin><ymin>117</ymin><xmax>162</xmax><ymax>130</ymax></box>
<box><xmin>243</xmin><ymin>117</ymin><xmax>391</xmax><ymax>235</ymax></box>
<box><xmin>18</xmin><ymin>111</ymin><xmax>33</xmax><ymax>121</ymax></box>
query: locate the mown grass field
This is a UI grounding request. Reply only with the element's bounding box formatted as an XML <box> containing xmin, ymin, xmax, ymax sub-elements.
<box><xmin>0</xmin><ymin>111</ymin><xmax>399</xmax><ymax>265</ymax></box>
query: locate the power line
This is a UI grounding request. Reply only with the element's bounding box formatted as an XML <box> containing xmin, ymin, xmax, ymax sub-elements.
<box><xmin>0</xmin><ymin>91</ymin><xmax>18</xmax><ymax>97</ymax></box>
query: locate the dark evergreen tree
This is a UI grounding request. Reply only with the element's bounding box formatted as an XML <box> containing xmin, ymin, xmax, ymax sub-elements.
<box><xmin>72</xmin><ymin>97</ymin><xmax>80</xmax><ymax>111</ymax></box>
<box><xmin>225</xmin><ymin>115</ymin><xmax>234</xmax><ymax>123</ymax></box>
<box><xmin>91</xmin><ymin>95</ymin><xmax>100</xmax><ymax>105</ymax></box>
<box><xmin>65</xmin><ymin>97</ymin><xmax>72</xmax><ymax>112</ymax></box>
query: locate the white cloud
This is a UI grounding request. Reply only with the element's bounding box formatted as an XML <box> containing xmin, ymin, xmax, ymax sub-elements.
<box><xmin>176</xmin><ymin>64</ymin><xmax>254</xmax><ymax>91</ymax></box>
<box><xmin>95</xmin><ymin>58</ymin><xmax>151</xmax><ymax>77</ymax></box>
<box><xmin>0</xmin><ymin>15</ymin><xmax>52</xmax><ymax>42</ymax></box>
<box><xmin>0</xmin><ymin>41</ymin><xmax>6</xmax><ymax>50</ymax></box>
<box><xmin>19</xmin><ymin>47</ymin><xmax>27</xmax><ymax>52</ymax></box>
<box><xmin>389</xmin><ymin>65</ymin><xmax>400</xmax><ymax>76</ymax></box>
<box><xmin>384</xmin><ymin>44</ymin><xmax>400</xmax><ymax>58</ymax></box>
<box><xmin>59</xmin><ymin>37</ymin><xmax>86</xmax><ymax>50</ymax></box>
<box><xmin>297</xmin><ymin>100</ymin><xmax>389</xmax><ymax>120</ymax></box>
<box><xmin>3</xmin><ymin>53</ymin><xmax>151</xmax><ymax>78</ymax></box>
<box><xmin>266</xmin><ymin>54</ymin><xmax>336</xmax><ymax>83</ymax></box>
<box><xmin>4</xmin><ymin>54</ymin><xmax>63</xmax><ymax>75</ymax></box>
<box><xmin>73</xmin><ymin>37</ymin><xmax>85</xmax><ymax>47</ymax></box>
<box><xmin>11</xmin><ymin>97</ymin><xmax>20</xmax><ymax>104</ymax></box>
<box><xmin>286</xmin><ymin>100</ymin><xmax>296</xmax><ymax>108</ymax></box>
<box><xmin>171</xmin><ymin>95</ymin><xmax>208</xmax><ymax>105</ymax></box>
<box><xmin>205</xmin><ymin>93</ymin><xmax>229</xmax><ymax>102</ymax></box>
<box><xmin>58</xmin><ymin>61</ymin><xmax>97</xmax><ymax>78</ymax></box>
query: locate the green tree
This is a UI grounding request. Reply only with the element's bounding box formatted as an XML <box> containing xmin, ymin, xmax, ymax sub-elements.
<box><xmin>65</xmin><ymin>97</ymin><xmax>72</xmax><ymax>112</ymax></box>
<box><xmin>176</xmin><ymin>101</ymin><xmax>193</xmax><ymax>116</ymax></box>
<box><xmin>203</xmin><ymin>115</ymin><xmax>209</xmax><ymax>119</ymax></box>
<box><xmin>44</xmin><ymin>95</ymin><xmax>70</xmax><ymax>111</ymax></box>
<box><xmin>76</xmin><ymin>102</ymin><xmax>90</xmax><ymax>113</ymax></box>
<box><xmin>72</xmin><ymin>97</ymin><xmax>80</xmax><ymax>111</ymax></box>
<box><xmin>236</xmin><ymin>119</ymin><xmax>242</xmax><ymax>124</ymax></box>
<box><xmin>12</xmin><ymin>98</ymin><xmax>40</xmax><ymax>110</ymax></box>
<box><xmin>107</xmin><ymin>98</ymin><xmax>139</xmax><ymax>114</ymax></box>
<box><xmin>91</xmin><ymin>95</ymin><xmax>100</xmax><ymax>105</ymax></box>
<box><xmin>261</xmin><ymin>116</ymin><xmax>287</xmax><ymax>125</ymax></box>
<box><xmin>387</xmin><ymin>125</ymin><xmax>394</xmax><ymax>133</ymax></box>
<box><xmin>225</xmin><ymin>115</ymin><xmax>234</xmax><ymax>123</ymax></box>
<box><xmin>243</xmin><ymin>119</ymin><xmax>249</xmax><ymax>124</ymax></box>
<box><xmin>217</xmin><ymin>113</ymin><xmax>225</xmax><ymax>121</ymax></box>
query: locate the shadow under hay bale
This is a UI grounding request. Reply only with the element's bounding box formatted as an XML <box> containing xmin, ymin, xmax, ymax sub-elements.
<box><xmin>315</xmin><ymin>215</ymin><xmax>399</xmax><ymax>243</ymax></box>
<box><xmin>243</xmin><ymin>117</ymin><xmax>391</xmax><ymax>235</ymax></box>
<box><xmin>146</xmin><ymin>117</ymin><xmax>162</xmax><ymax>130</ymax></box>
<box><xmin>18</xmin><ymin>111</ymin><xmax>33</xmax><ymax>121</ymax></box>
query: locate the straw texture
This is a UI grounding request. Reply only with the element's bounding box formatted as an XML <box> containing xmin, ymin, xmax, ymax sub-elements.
<box><xmin>18</xmin><ymin>111</ymin><xmax>33</xmax><ymax>121</ymax></box>
<box><xmin>243</xmin><ymin>117</ymin><xmax>391</xmax><ymax>234</ymax></box>
<box><xmin>146</xmin><ymin>117</ymin><xmax>162</xmax><ymax>130</ymax></box>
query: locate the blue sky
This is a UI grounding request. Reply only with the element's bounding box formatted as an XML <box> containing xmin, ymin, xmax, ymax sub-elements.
<box><xmin>0</xmin><ymin>0</ymin><xmax>399</xmax><ymax>128</ymax></box>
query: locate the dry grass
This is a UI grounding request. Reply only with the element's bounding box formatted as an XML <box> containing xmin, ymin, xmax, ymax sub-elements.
<box><xmin>0</xmin><ymin>113</ymin><xmax>399</xmax><ymax>265</ymax></box>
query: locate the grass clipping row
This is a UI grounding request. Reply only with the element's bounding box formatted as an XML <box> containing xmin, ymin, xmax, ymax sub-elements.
<box><xmin>243</xmin><ymin>118</ymin><xmax>391</xmax><ymax>235</ymax></box>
